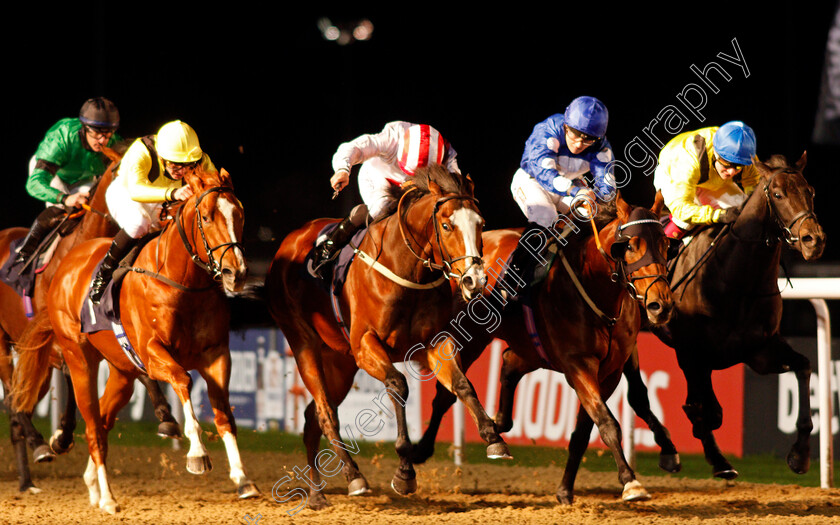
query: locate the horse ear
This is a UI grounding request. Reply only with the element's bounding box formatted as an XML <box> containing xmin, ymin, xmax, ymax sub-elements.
<box><xmin>464</xmin><ymin>173</ymin><xmax>475</xmax><ymax>196</ymax></box>
<box><xmin>615</xmin><ymin>190</ymin><xmax>631</xmax><ymax>222</ymax></box>
<box><xmin>651</xmin><ymin>190</ymin><xmax>665</xmax><ymax>216</ymax></box>
<box><xmin>219</xmin><ymin>168</ymin><xmax>234</xmax><ymax>189</ymax></box>
<box><xmin>795</xmin><ymin>151</ymin><xmax>808</xmax><ymax>171</ymax></box>
<box><xmin>752</xmin><ymin>155</ymin><xmax>771</xmax><ymax>177</ymax></box>
<box><xmin>428</xmin><ymin>178</ymin><xmax>443</xmax><ymax>196</ymax></box>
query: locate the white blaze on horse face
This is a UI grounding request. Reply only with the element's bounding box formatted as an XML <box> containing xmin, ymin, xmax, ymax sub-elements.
<box><xmin>450</xmin><ymin>207</ymin><xmax>485</xmax><ymax>291</ymax></box>
<box><xmin>217</xmin><ymin>196</ymin><xmax>247</xmax><ymax>270</ymax></box>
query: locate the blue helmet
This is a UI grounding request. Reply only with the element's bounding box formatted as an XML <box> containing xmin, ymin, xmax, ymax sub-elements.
<box><xmin>713</xmin><ymin>121</ymin><xmax>756</xmax><ymax>165</ymax></box>
<box><xmin>564</xmin><ymin>96</ymin><xmax>609</xmax><ymax>138</ymax></box>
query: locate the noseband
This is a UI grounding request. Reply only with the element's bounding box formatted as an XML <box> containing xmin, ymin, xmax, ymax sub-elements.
<box><xmin>175</xmin><ymin>186</ymin><xmax>244</xmax><ymax>281</ymax></box>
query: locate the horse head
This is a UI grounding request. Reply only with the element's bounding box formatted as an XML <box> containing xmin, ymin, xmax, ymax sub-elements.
<box><xmin>609</xmin><ymin>191</ymin><xmax>674</xmax><ymax>325</ymax></box>
<box><xmin>181</xmin><ymin>167</ymin><xmax>248</xmax><ymax>293</ymax></box>
<box><xmin>751</xmin><ymin>152</ymin><xmax>825</xmax><ymax>261</ymax></box>
<box><xmin>402</xmin><ymin>165</ymin><xmax>486</xmax><ymax>302</ymax></box>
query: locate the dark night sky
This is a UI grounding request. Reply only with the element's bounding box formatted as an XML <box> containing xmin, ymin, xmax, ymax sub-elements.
<box><xmin>5</xmin><ymin>4</ymin><xmax>839</xmax><ymax>270</ymax></box>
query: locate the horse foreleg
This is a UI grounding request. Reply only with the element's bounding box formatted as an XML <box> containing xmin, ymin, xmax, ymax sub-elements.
<box><xmin>569</xmin><ymin>365</ymin><xmax>650</xmax><ymax>502</ymax></box>
<box><xmin>8</xmin><ymin>411</ymin><xmax>38</xmax><ymax>492</ymax></box>
<box><xmin>409</xmin><ymin>381</ymin><xmax>456</xmax><ymax>463</ymax></box>
<box><xmin>556</xmin><ymin>406</ymin><xmax>594</xmax><ymax>504</ymax></box>
<box><xmin>746</xmin><ymin>337</ymin><xmax>812</xmax><ymax>474</ymax></box>
<box><xmin>423</xmin><ymin>336</ymin><xmax>511</xmax><ymax>460</ymax></box>
<box><xmin>357</xmin><ymin>332</ymin><xmax>417</xmax><ymax>496</ymax></box>
<box><xmin>682</xmin><ymin>366</ymin><xmax>737</xmax><ymax>479</ymax></box>
<box><xmin>136</xmin><ymin>374</ymin><xmax>181</xmax><ymax>439</ymax></box>
<box><xmin>494</xmin><ymin>348</ymin><xmax>532</xmax><ymax>433</ymax></box>
<box><xmin>623</xmin><ymin>353</ymin><xmax>681</xmax><ymax>473</ymax></box>
<box><xmin>199</xmin><ymin>351</ymin><xmax>260</xmax><ymax>499</ymax></box>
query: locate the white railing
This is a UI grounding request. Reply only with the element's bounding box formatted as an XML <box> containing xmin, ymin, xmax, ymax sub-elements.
<box><xmin>776</xmin><ymin>277</ymin><xmax>837</xmax><ymax>489</ymax></box>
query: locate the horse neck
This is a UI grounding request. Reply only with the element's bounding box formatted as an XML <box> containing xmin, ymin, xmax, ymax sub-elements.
<box><xmin>150</xmin><ymin>203</ymin><xmax>215</xmax><ymax>288</ymax></box>
<box><xmin>712</xmin><ymin>185</ymin><xmax>783</xmax><ymax>288</ymax></box>
<box><xmin>373</xmin><ymin>193</ymin><xmax>439</xmax><ymax>281</ymax></box>
<box><xmin>548</xmin><ymin>219</ymin><xmax>623</xmax><ymax>305</ymax></box>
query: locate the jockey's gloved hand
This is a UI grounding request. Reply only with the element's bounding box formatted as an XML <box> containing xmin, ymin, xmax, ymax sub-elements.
<box><xmin>718</xmin><ymin>207</ymin><xmax>740</xmax><ymax>224</ymax></box>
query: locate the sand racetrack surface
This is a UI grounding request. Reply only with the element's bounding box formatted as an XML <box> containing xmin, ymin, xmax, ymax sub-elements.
<box><xmin>2</xmin><ymin>442</ymin><xmax>840</xmax><ymax>525</ymax></box>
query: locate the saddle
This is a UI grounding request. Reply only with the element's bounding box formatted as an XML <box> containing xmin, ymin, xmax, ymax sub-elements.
<box><xmin>304</xmin><ymin>223</ymin><xmax>367</xmax><ymax>296</ymax></box>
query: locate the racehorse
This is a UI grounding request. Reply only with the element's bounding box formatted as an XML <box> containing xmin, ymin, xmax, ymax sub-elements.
<box><xmin>0</xmin><ymin>146</ymin><xmax>177</xmax><ymax>493</ymax></box>
<box><xmin>409</xmin><ymin>192</ymin><xmax>677</xmax><ymax>504</ymax></box>
<box><xmin>649</xmin><ymin>152</ymin><xmax>825</xmax><ymax>479</ymax></box>
<box><xmin>11</xmin><ymin>166</ymin><xmax>257</xmax><ymax>514</ymax></box>
<box><xmin>266</xmin><ymin>164</ymin><xmax>510</xmax><ymax>510</ymax></box>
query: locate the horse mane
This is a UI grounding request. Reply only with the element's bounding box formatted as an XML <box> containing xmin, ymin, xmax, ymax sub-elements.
<box><xmin>378</xmin><ymin>164</ymin><xmax>472</xmax><ymax>223</ymax></box>
<box><xmin>560</xmin><ymin>197</ymin><xmax>617</xmax><ymax>250</ymax></box>
<box><xmin>763</xmin><ymin>154</ymin><xmax>793</xmax><ymax>170</ymax></box>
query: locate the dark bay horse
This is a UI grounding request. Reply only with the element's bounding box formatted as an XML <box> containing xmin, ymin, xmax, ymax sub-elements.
<box><xmin>410</xmin><ymin>192</ymin><xmax>677</xmax><ymax>504</ymax></box>
<box><xmin>11</xmin><ymin>167</ymin><xmax>256</xmax><ymax>514</ymax></box>
<box><xmin>266</xmin><ymin>165</ymin><xmax>510</xmax><ymax>510</ymax></box>
<box><xmin>650</xmin><ymin>152</ymin><xmax>825</xmax><ymax>479</ymax></box>
<box><xmin>0</xmin><ymin>146</ymin><xmax>176</xmax><ymax>493</ymax></box>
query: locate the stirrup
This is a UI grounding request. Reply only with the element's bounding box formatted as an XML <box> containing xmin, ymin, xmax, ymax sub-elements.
<box><xmin>88</xmin><ymin>278</ymin><xmax>109</xmax><ymax>305</ymax></box>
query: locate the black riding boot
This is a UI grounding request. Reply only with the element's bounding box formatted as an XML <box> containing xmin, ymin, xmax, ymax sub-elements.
<box><xmin>501</xmin><ymin>223</ymin><xmax>550</xmax><ymax>301</ymax></box>
<box><xmin>310</xmin><ymin>217</ymin><xmax>362</xmax><ymax>279</ymax></box>
<box><xmin>89</xmin><ymin>229</ymin><xmax>137</xmax><ymax>305</ymax></box>
<box><xmin>14</xmin><ymin>206</ymin><xmax>66</xmax><ymax>266</ymax></box>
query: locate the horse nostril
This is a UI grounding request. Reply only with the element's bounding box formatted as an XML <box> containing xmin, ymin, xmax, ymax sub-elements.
<box><xmin>801</xmin><ymin>235</ymin><xmax>814</xmax><ymax>245</ymax></box>
<box><xmin>222</xmin><ymin>268</ymin><xmax>234</xmax><ymax>278</ymax></box>
<box><xmin>461</xmin><ymin>275</ymin><xmax>475</xmax><ymax>290</ymax></box>
<box><xmin>647</xmin><ymin>301</ymin><xmax>662</xmax><ymax>313</ymax></box>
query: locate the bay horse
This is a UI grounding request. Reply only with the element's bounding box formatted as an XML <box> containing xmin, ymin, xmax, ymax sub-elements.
<box><xmin>266</xmin><ymin>164</ymin><xmax>510</xmax><ymax>510</ymax></box>
<box><xmin>0</xmin><ymin>146</ymin><xmax>177</xmax><ymax>493</ymax></box>
<box><xmin>11</xmin><ymin>166</ymin><xmax>257</xmax><ymax>514</ymax></box>
<box><xmin>409</xmin><ymin>192</ymin><xmax>677</xmax><ymax>504</ymax></box>
<box><xmin>649</xmin><ymin>152</ymin><xmax>825</xmax><ymax>479</ymax></box>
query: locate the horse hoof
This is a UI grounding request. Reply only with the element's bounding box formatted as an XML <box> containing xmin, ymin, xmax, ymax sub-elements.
<box><xmin>713</xmin><ymin>468</ymin><xmax>739</xmax><ymax>480</ymax></box>
<box><xmin>659</xmin><ymin>453</ymin><xmax>682</xmax><ymax>473</ymax></box>
<box><xmin>26</xmin><ymin>486</ymin><xmax>43</xmax><ymax>495</ymax></box>
<box><xmin>390</xmin><ymin>475</ymin><xmax>418</xmax><ymax>496</ymax></box>
<box><xmin>486</xmin><ymin>442</ymin><xmax>513</xmax><ymax>460</ymax></box>
<box><xmin>308</xmin><ymin>491</ymin><xmax>331</xmax><ymax>510</ymax></box>
<box><xmin>237</xmin><ymin>482</ymin><xmax>261</xmax><ymax>499</ymax></box>
<box><xmin>347</xmin><ymin>477</ymin><xmax>370</xmax><ymax>496</ymax></box>
<box><xmin>787</xmin><ymin>449</ymin><xmax>810</xmax><ymax>474</ymax></box>
<box><xmin>100</xmin><ymin>500</ymin><xmax>121</xmax><ymax>515</ymax></box>
<box><xmin>33</xmin><ymin>444</ymin><xmax>56</xmax><ymax>463</ymax></box>
<box><xmin>622</xmin><ymin>480</ymin><xmax>651</xmax><ymax>502</ymax></box>
<box><xmin>157</xmin><ymin>421</ymin><xmax>182</xmax><ymax>439</ymax></box>
<box><xmin>186</xmin><ymin>455</ymin><xmax>213</xmax><ymax>475</ymax></box>
<box><xmin>49</xmin><ymin>430</ymin><xmax>75</xmax><ymax>455</ymax></box>
<box><xmin>555</xmin><ymin>488</ymin><xmax>573</xmax><ymax>505</ymax></box>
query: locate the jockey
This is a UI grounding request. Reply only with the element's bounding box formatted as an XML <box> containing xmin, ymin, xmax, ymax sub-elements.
<box><xmin>653</xmin><ymin>121</ymin><xmax>759</xmax><ymax>239</ymax></box>
<box><xmin>309</xmin><ymin>121</ymin><xmax>461</xmax><ymax>278</ymax></box>
<box><xmin>88</xmin><ymin>120</ymin><xmax>217</xmax><ymax>304</ymax></box>
<box><xmin>14</xmin><ymin>97</ymin><xmax>121</xmax><ymax>266</ymax></box>
<box><xmin>506</xmin><ymin>96</ymin><xmax>616</xmax><ymax>293</ymax></box>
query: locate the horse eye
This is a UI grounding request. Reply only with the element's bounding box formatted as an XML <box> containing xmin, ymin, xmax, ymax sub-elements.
<box><xmin>442</xmin><ymin>222</ymin><xmax>452</xmax><ymax>231</ymax></box>
<box><xmin>202</xmin><ymin>215</ymin><xmax>210</xmax><ymax>222</ymax></box>
<box><xmin>774</xmin><ymin>193</ymin><xmax>783</xmax><ymax>200</ymax></box>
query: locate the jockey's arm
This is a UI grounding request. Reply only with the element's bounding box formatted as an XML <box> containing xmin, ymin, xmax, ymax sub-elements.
<box><xmin>331</xmin><ymin>122</ymin><xmax>403</xmax><ymax>174</ymax></box>
<box><xmin>664</xmin><ymin>172</ymin><xmax>726</xmax><ymax>225</ymax></box>
<box><xmin>120</xmin><ymin>141</ymin><xmax>172</xmax><ymax>203</ymax></box>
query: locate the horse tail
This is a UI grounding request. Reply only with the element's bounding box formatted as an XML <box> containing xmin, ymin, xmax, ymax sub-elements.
<box><xmin>10</xmin><ymin>310</ymin><xmax>56</xmax><ymax>413</ymax></box>
<box><xmin>227</xmin><ymin>282</ymin><xmax>275</xmax><ymax>330</ymax></box>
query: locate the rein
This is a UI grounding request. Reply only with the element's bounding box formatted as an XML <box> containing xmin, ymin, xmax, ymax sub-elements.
<box><xmin>389</xmin><ymin>186</ymin><xmax>482</xmax><ymax>285</ymax></box>
<box><xmin>124</xmin><ymin>186</ymin><xmax>242</xmax><ymax>291</ymax></box>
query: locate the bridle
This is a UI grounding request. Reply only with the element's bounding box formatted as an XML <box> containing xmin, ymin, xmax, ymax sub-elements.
<box><xmin>397</xmin><ymin>188</ymin><xmax>484</xmax><ymax>281</ymax></box>
<box><xmin>607</xmin><ymin>214</ymin><xmax>671</xmax><ymax>304</ymax></box>
<box><xmin>174</xmin><ymin>186</ymin><xmax>243</xmax><ymax>281</ymax></box>
<box><xmin>763</xmin><ymin>169</ymin><xmax>817</xmax><ymax>247</ymax></box>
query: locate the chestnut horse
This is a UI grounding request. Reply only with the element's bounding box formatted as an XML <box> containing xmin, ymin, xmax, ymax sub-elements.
<box><xmin>11</xmin><ymin>166</ymin><xmax>256</xmax><ymax>514</ymax></box>
<box><xmin>650</xmin><ymin>153</ymin><xmax>825</xmax><ymax>479</ymax></box>
<box><xmin>266</xmin><ymin>165</ymin><xmax>510</xmax><ymax>510</ymax></box>
<box><xmin>410</xmin><ymin>193</ymin><xmax>677</xmax><ymax>504</ymax></box>
<box><xmin>0</xmin><ymin>146</ymin><xmax>176</xmax><ymax>493</ymax></box>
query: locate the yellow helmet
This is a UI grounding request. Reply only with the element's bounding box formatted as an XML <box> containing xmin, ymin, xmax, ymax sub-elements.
<box><xmin>155</xmin><ymin>120</ymin><xmax>203</xmax><ymax>163</ymax></box>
